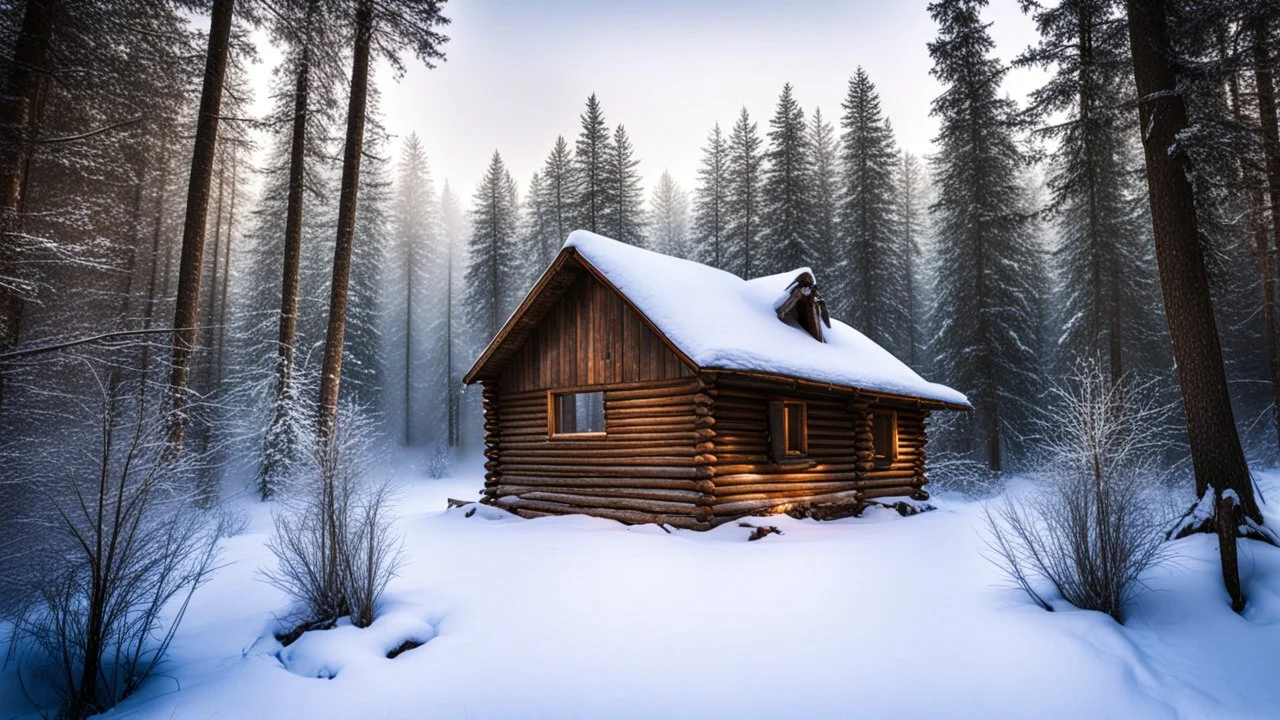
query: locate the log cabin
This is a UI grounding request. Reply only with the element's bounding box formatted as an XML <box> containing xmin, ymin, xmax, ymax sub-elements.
<box><xmin>463</xmin><ymin>230</ymin><xmax>971</xmax><ymax>530</ymax></box>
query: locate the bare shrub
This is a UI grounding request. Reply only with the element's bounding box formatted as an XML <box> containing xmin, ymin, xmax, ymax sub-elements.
<box><xmin>985</xmin><ymin>362</ymin><xmax>1172</xmax><ymax>621</ymax></box>
<box><xmin>265</xmin><ymin>406</ymin><xmax>404</xmax><ymax>632</ymax></box>
<box><xmin>2</xmin><ymin>370</ymin><xmax>221</xmax><ymax>719</ymax></box>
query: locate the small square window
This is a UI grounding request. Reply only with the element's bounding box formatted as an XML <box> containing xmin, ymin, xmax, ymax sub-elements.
<box><xmin>552</xmin><ymin>391</ymin><xmax>605</xmax><ymax>436</ymax></box>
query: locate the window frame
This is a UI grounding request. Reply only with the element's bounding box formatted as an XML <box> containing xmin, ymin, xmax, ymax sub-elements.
<box><xmin>547</xmin><ymin>386</ymin><xmax>608</xmax><ymax>439</ymax></box>
<box><xmin>769</xmin><ymin>398</ymin><xmax>809</xmax><ymax>462</ymax></box>
<box><xmin>871</xmin><ymin>409</ymin><xmax>898</xmax><ymax>468</ymax></box>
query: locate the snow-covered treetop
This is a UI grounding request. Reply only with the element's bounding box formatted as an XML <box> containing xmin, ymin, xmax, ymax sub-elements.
<box><xmin>565</xmin><ymin>230</ymin><xmax>970</xmax><ymax>408</ymax></box>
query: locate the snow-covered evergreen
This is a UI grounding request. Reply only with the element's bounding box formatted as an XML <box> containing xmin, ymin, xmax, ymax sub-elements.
<box><xmin>838</xmin><ymin>68</ymin><xmax>908</xmax><ymax>357</ymax></box>
<box><xmin>927</xmin><ymin>0</ymin><xmax>1046</xmax><ymax>472</ymax></box>
<box><xmin>465</xmin><ymin>151</ymin><xmax>522</xmax><ymax>340</ymax></box>
<box><xmin>760</xmin><ymin>83</ymin><xmax>814</xmax><ymax>274</ymax></box>
<box><xmin>692</xmin><ymin>123</ymin><xmax>731</xmax><ymax>270</ymax></box>
<box><xmin>725</xmin><ymin>108</ymin><xmax>765</xmax><ymax>278</ymax></box>
<box><xmin>648</xmin><ymin>170</ymin><xmax>690</xmax><ymax>258</ymax></box>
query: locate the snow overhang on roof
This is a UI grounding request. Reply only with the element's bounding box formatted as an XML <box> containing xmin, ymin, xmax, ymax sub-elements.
<box><xmin>464</xmin><ymin>230</ymin><xmax>972</xmax><ymax>411</ymax></box>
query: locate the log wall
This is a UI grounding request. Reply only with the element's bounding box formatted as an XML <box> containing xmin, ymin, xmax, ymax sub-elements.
<box><xmin>486</xmin><ymin>377</ymin><xmax>712</xmax><ymax>529</ymax></box>
<box><xmin>705</xmin><ymin>377</ymin><xmax>930</xmax><ymax>520</ymax></box>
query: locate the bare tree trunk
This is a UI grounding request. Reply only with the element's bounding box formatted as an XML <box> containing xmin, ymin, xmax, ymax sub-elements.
<box><xmin>446</xmin><ymin>230</ymin><xmax>458</xmax><ymax>447</ymax></box>
<box><xmin>166</xmin><ymin>0</ymin><xmax>236</xmax><ymax>451</ymax></box>
<box><xmin>317</xmin><ymin>0</ymin><xmax>373</xmax><ymax>439</ymax></box>
<box><xmin>139</xmin><ymin>154</ymin><xmax>171</xmax><ymax>414</ymax></box>
<box><xmin>216</xmin><ymin>151</ymin><xmax>237</xmax><ymax>387</ymax></box>
<box><xmin>0</xmin><ymin>0</ymin><xmax>59</xmax><ymax>410</ymax></box>
<box><xmin>269</xmin><ymin>0</ymin><xmax>316</xmax><ymax>431</ymax></box>
<box><xmin>404</xmin><ymin>223</ymin><xmax>413</xmax><ymax>446</ymax></box>
<box><xmin>1124</xmin><ymin>0</ymin><xmax>1261</xmax><ymax>527</ymax></box>
<box><xmin>200</xmin><ymin>150</ymin><xmax>227</xmax><ymax>402</ymax></box>
<box><xmin>1253</xmin><ymin>18</ymin><xmax>1280</xmax><ymax>454</ymax></box>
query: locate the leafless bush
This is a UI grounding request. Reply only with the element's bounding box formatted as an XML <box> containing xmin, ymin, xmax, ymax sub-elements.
<box><xmin>264</xmin><ymin>406</ymin><xmax>403</xmax><ymax>632</ymax></box>
<box><xmin>2</xmin><ymin>370</ymin><xmax>221</xmax><ymax>720</ymax></box>
<box><xmin>985</xmin><ymin>362</ymin><xmax>1173</xmax><ymax>621</ymax></box>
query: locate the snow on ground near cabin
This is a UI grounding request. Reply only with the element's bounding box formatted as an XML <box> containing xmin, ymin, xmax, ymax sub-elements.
<box><xmin>6</xmin><ymin>458</ymin><xmax>1280</xmax><ymax>719</ymax></box>
<box><xmin>564</xmin><ymin>231</ymin><xmax>970</xmax><ymax>408</ymax></box>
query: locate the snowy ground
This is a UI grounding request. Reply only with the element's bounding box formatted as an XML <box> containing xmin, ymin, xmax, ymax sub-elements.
<box><xmin>6</xmin><ymin>457</ymin><xmax>1280</xmax><ymax>719</ymax></box>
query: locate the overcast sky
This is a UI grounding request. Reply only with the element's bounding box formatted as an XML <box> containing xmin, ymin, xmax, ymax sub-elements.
<box><xmin>257</xmin><ymin>0</ymin><xmax>1047</xmax><ymax>202</ymax></box>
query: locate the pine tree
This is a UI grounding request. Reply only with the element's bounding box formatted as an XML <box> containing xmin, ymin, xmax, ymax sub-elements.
<box><xmin>893</xmin><ymin>151</ymin><xmax>926</xmax><ymax>368</ymax></box>
<box><xmin>649</xmin><ymin>170</ymin><xmax>690</xmax><ymax>258</ymax></box>
<box><xmin>692</xmin><ymin>123</ymin><xmax>731</xmax><ymax>269</ymax></box>
<box><xmin>602</xmin><ymin>124</ymin><xmax>646</xmax><ymax>246</ymax></box>
<box><xmin>1018</xmin><ymin>0</ymin><xmax>1163</xmax><ymax>384</ymax></box>
<box><xmin>839</xmin><ymin>68</ymin><xmax>907</xmax><ymax>353</ymax></box>
<box><xmin>928</xmin><ymin>0</ymin><xmax>1044</xmax><ymax>472</ymax></box>
<box><xmin>342</xmin><ymin>119</ymin><xmax>394</xmax><ymax>416</ymax></box>
<box><xmin>808</xmin><ymin>107</ymin><xmax>839</xmax><ymax>285</ymax></box>
<box><xmin>726</xmin><ymin>108</ymin><xmax>764</xmax><ymax>277</ymax></box>
<box><xmin>761</xmin><ymin>83</ymin><xmax>814</xmax><ymax>273</ymax></box>
<box><xmin>466</xmin><ymin>151</ymin><xmax>521</xmax><ymax>339</ymax></box>
<box><xmin>573</xmin><ymin>94</ymin><xmax>611</xmax><ymax>235</ymax></box>
<box><xmin>391</xmin><ymin>133</ymin><xmax>438</xmax><ymax>446</ymax></box>
<box><xmin>519</xmin><ymin>171</ymin><xmax>553</xmax><ymax>287</ymax></box>
<box><xmin>439</xmin><ymin>181</ymin><xmax>466</xmax><ymax>447</ymax></box>
<box><xmin>540</xmin><ymin>134</ymin><xmax>577</xmax><ymax>251</ymax></box>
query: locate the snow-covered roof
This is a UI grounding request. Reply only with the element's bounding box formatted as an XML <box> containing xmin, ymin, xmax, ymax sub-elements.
<box><xmin>561</xmin><ymin>231</ymin><xmax>969</xmax><ymax>408</ymax></box>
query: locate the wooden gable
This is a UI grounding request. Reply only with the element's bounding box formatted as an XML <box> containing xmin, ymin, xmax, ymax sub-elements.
<box><xmin>498</xmin><ymin>271</ymin><xmax>694</xmax><ymax>393</ymax></box>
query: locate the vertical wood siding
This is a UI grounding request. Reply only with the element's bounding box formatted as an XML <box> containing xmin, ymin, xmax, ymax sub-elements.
<box><xmin>498</xmin><ymin>273</ymin><xmax>692</xmax><ymax>394</ymax></box>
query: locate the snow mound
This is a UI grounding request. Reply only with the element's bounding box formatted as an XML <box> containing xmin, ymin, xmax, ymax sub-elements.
<box><xmin>275</xmin><ymin>610</ymin><xmax>436</xmax><ymax>680</ymax></box>
<box><xmin>565</xmin><ymin>230</ymin><xmax>969</xmax><ymax>407</ymax></box>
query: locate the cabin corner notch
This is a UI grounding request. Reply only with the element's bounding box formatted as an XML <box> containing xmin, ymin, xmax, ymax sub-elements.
<box><xmin>774</xmin><ymin>271</ymin><xmax>831</xmax><ymax>343</ymax></box>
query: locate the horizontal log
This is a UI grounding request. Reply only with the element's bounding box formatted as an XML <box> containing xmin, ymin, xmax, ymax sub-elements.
<box><xmin>498</xmin><ymin>496</ymin><xmax>706</xmax><ymax>528</ymax></box>
<box><xmin>495</xmin><ymin>485</ymin><xmax>711</xmax><ymax>503</ymax></box>
<box><xmin>606</xmin><ymin>395</ymin><xmax>698</xmax><ymax>410</ymax></box>
<box><xmin>500</xmin><ymin>430</ymin><xmax>699</xmax><ymax>444</ymax></box>
<box><xmin>714</xmin><ymin>489</ymin><xmax>864</xmax><ymax>516</ymax></box>
<box><xmin>515</xmin><ymin>491</ymin><xmax>703</xmax><ymax>515</ymax></box>
<box><xmin>713</xmin><ymin>471</ymin><xmax>860</xmax><ymax>486</ymax></box>
<box><xmin>856</xmin><ymin>476</ymin><xmax>926</xmax><ymax>491</ymax></box>
<box><xmin>715</xmin><ymin>481</ymin><xmax>857</xmax><ymax>497</ymax></box>
<box><xmin>499</xmin><ymin>475</ymin><xmax>705</xmax><ymax>491</ymax></box>
<box><xmin>608</xmin><ymin>415</ymin><xmax>694</xmax><ymax>428</ymax></box>
<box><xmin>498</xmin><ymin>463</ymin><xmax>710</xmax><ymax>479</ymax></box>
<box><xmin>499</xmin><ymin>454</ymin><xmax>698</xmax><ymax>468</ymax></box>
<box><xmin>499</xmin><ymin>446</ymin><xmax>696</xmax><ymax>459</ymax></box>
<box><xmin>606</xmin><ymin>406</ymin><xmax>696</xmax><ymax>420</ymax></box>
<box><xmin>862</xmin><ymin>469</ymin><xmax>919</xmax><ymax>481</ymax></box>
<box><xmin>858</xmin><ymin>486</ymin><xmax>918</xmax><ymax>501</ymax></box>
<box><xmin>499</xmin><ymin>439</ymin><xmax>697</xmax><ymax>453</ymax></box>
<box><xmin>603</xmin><ymin>381</ymin><xmax>703</xmax><ymax>401</ymax></box>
